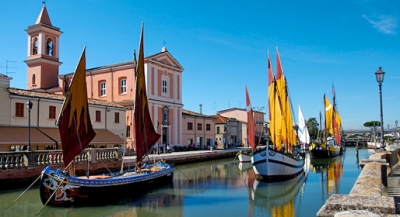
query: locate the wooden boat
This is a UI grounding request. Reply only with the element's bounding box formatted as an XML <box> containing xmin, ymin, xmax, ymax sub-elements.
<box><xmin>237</xmin><ymin>151</ymin><xmax>251</xmax><ymax>162</ymax></box>
<box><xmin>309</xmin><ymin>137</ymin><xmax>341</xmax><ymax>159</ymax></box>
<box><xmin>251</xmin><ymin>49</ymin><xmax>304</xmax><ymax>181</ymax></box>
<box><xmin>309</xmin><ymin>93</ymin><xmax>343</xmax><ymax>159</ymax></box>
<box><xmin>39</xmin><ymin>25</ymin><xmax>174</xmax><ymax>206</ymax></box>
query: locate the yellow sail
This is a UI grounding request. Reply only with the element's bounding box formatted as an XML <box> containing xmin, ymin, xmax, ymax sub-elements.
<box><xmin>324</xmin><ymin>96</ymin><xmax>334</xmax><ymax>135</ymax></box>
<box><xmin>276</xmin><ymin>49</ymin><xmax>296</xmax><ymax>151</ymax></box>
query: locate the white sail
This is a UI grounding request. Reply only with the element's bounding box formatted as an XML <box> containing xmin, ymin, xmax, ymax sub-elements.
<box><xmin>298</xmin><ymin>105</ymin><xmax>310</xmax><ymax>144</ymax></box>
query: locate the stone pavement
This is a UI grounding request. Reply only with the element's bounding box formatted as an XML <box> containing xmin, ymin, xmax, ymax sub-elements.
<box><xmin>388</xmin><ymin>165</ymin><xmax>400</xmax><ymax>214</ymax></box>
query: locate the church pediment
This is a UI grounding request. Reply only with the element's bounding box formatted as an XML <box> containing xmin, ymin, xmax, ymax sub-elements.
<box><xmin>146</xmin><ymin>48</ymin><xmax>184</xmax><ymax>71</ymax></box>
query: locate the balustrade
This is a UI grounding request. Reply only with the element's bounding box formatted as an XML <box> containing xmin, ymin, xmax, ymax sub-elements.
<box><xmin>0</xmin><ymin>148</ymin><xmax>122</xmax><ymax>170</ymax></box>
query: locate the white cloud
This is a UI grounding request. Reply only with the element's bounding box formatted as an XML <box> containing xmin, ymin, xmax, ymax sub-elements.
<box><xmin>362</xmin><ymin>14</ymin><xmax>398</xmax><ymax>35</ymax></box>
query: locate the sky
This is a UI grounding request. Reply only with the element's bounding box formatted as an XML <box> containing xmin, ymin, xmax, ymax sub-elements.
<box><xmin>0</xmin><ymin>0</ymin><xmax>399</xmax><ymax>131</ymax></box>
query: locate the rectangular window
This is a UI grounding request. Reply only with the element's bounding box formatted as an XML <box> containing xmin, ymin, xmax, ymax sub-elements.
<box><xmin>217</xmin><ymin>126</ymin><xmax>220</xmax><ymax>134</ymax></box>
<box><xmin>49</xmin><ymin>106</ymin><xmax>56</xmax><ymax>119</ymax></box>
<box><xmin>206</xmin><ymin>124</ymin><xmax>211</xmax><ymax>131</ymax></box>
<box><xmin>120</xmin><ymin>79</ymin><xmax>127</xmax><ymax>94</ymax></box>
<box><xmin>162</xmin><ymin>79</ymin><xmax>168</xmax><ymax>94</ymax></box>
<box><xmin>95</xmin><ymin>110</ymin><xmax>101</xmax><ymax>122</ymax></box>
<box><xmin>114</xmin><ymin>112</ymin><xmax>120</xmax><ymax>123</ymax></box>
<box><xmin>100</xmin><ymin>81</ymin><xmax>106</xmax><ymax>96</ymax></box>
<box><xmin>15</xmin><ymin>103</ymin><xmax>24</xmax><ymax>117</ymax></box>
<box><xmin>197</xmin><ymin>123</ymin><xmax>202</xmax><ymax>131</ymax></box>
<box><xmin>187</xmin><ymin>122</ymin><xmax>193</xmax><ymax>130</ymax></box>
<box><xmin>126</xmin><ymin>126</ymin><xmax>131</xmax><ymax>138</ymax></box>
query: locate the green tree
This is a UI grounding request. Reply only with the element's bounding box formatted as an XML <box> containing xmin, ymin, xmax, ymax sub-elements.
<box><xmin>364</xmin><ymin>121</ymin><xmax>381</xmax><ymax>138</ymax></box>
<box><xmin>363</xmin><ymin>121</ymin><xmax>381</xmax><ymax>128</ymax></box>
<box><xmin>306</xmin><ymin>117</ymin><xmax>319</xmax><ymax>140</ymax></box>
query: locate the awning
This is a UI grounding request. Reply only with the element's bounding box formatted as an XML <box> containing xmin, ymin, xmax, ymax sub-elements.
<box><xmin>92</xmin><ymin>129</ymin><xmax>124</xmax><ymax>145</ymax></box>
<box><xmin>0</xmin><ymin>127</ymin><xmax>124</xmax><ymax>146</ymax></box>
<box><xmin>0</xmin><ymin>126</ymin><xmax>56</xmax><ymax>145</ymax></box>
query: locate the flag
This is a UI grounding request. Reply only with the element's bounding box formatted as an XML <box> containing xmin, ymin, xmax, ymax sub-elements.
<box><xmin>134</xmin><ymin>24</ymin><xmax>161</xmax><ymax>163</ymax></box>
<box><xmin>57</xmin><ymin>47</ymin><xmax>96</xmax><ymax>167</ymax></box>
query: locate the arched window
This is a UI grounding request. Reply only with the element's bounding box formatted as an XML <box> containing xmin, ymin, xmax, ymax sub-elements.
<box><xmin>32</xmin><ymin>37</ymin><xmax>38</xmax><ymax>55</ymax></box>
<box><xmin>46</xmin><ymin>38</ymin><xmax>53</xmax><ymax>56</ymax></box>
<box><xmin>32</xmin><ymin>74</ymin><xmax>36</xmax><ymax>85</ymax></box>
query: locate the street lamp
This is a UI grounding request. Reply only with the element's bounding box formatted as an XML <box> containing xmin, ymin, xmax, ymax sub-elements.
<box><xmin>156</xmin><ymin>121</ymin><xmax>160</xmax><ymax>155</ymax></box>
<box><xmin>375</xmin><ymin>67</ymin><xmax>385</xmax><ymax>149</ymax></box>
<box><xmin>396</xmin><ymin>120</ymin><xmax>398</xmax><ymax>141</ymax></box>
<box><xmin>26</xmin><ymin>100</ymin><xmax>33</xmax><ymax>151</ymax></box>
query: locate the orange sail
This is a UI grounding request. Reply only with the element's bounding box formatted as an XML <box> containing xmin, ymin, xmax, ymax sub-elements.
<box><xmin>134</xmin><ymin>24</ymin><xmax>161</xmax><ymax>164</ymax></box>
<box><xmin>57</xmin><ymin>48</ymin><xmax>96</xmax><ymax>167</ymax></box>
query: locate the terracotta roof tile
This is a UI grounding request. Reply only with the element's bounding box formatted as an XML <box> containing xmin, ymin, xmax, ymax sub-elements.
<box><xmin>8</xmin><ymin>88</ymin><xmax>123</xmax><ymax>108</ymax></box>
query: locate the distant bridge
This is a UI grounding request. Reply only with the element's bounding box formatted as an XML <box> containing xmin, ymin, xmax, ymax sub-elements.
<box><xmin>343</xmin><ymin>129</ymin><xmax>371</xmax><ymax>134</ymax></box>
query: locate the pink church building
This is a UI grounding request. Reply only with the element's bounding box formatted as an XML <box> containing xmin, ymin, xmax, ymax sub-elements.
<box><xmin>25</xmin><ymin>4</ymin><xmax>184</xmax><ymax>151</ymax></box>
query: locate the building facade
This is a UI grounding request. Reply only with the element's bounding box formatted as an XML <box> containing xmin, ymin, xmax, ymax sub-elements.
<box><xmin>217</xmin><ymin>108</ymin><xmax>266</xmax><ymax>146</ymax></box>
<box><xmin>0</xmin><ymin>74</ymin><xmax>125</xmax><ymax>152</ymax></box>
<box><xmin>24</xmin><ymin>4</ymin><xmax>184</xmax><ymax>150</ymax></box>
<box><xmin>182</xmin><ymin>110</ymin><xmax>215</xmax><ymax>150</ymax></box>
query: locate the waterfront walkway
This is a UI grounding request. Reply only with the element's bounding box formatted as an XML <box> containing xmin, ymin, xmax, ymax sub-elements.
<box><xmin>122</xmin><ymin>146</ymin><xmax>253</xmax><ymax>165</ymax></box>
<box><xmin>388</xmin><ymin>165</ymin><xmax>400</xmax><ymax>214</ymax></box>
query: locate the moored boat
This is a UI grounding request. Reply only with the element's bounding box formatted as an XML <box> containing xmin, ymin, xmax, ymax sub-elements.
<box><xmin>309</xmin><ymin>92</ymin><xmax>343</xmax><ymax>159</ymax></box>
<box><xmin>39</xmin><ymin>25</ymin><xmax>174</xmax><ymax>207</ymax></box>
<box><xmin>251</xmin><ymin>49</ymin><xmax>304</xmax><ymax>181</ymax></box>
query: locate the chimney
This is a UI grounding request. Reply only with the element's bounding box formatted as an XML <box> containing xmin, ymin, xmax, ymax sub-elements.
<box><xmin>199</xmin><ymin>104</ymin><xmax>203</xmax><ymax>114</ymax></box>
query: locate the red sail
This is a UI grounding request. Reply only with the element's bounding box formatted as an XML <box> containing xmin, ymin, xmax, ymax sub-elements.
<box><xmin>134</xmin><ymin>24</ymin><xmax>161</xmax><ymax>163</ymax></box>
<box><xmin>246</xmin><ymin>86</ymin><xmax>256</xmax><ymax>151</ymax></box>
<box><xmin>58</xmin><ymin>48</ymin><xmax>96</xmax><ymax>167</ymax></box>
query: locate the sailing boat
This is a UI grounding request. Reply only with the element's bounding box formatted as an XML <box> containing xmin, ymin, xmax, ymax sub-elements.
<box><xmin>297</xmin><ymin>105</ymin><xmax>310</xmax><ymax>150</ymax></box>
<box><xmin>237</xmin><ymin>85</ymin><xmax>257</xmax><ymax>163</ymax></box>
<box><xmin>39</xmin><ymin>25</ymin><xmax>174</xmax><ymax>206</ymax></box>
<box><xmin>309</xmin><ymin>94</ymin><xmax>341</xmax><ymax>158</ymax></box>
<box><xmin>251</xmin><ymin>49</ymin><xmax>304</xmax><ymax>181</ymax></box>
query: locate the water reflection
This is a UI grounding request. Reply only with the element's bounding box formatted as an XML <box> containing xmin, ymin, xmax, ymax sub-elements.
<box><xmin>0</xmin><ymin>149</ymin><xmax>373</xmax><ymax>217</ymax></box>
<box><xmin>309</xmin><ymin>154</ymin><xmax>343</xmax><ymax>199</ymax></box>
<box><xmin>249</xmin><ymin>170</ymin><xmax>306</xmax><ymax>217</ymax></box>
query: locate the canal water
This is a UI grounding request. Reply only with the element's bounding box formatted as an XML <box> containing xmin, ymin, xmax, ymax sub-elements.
<box><xmin>0</xmin><ymin>147</ymin><xmax>373</xmax><ymax>217</ymax></box>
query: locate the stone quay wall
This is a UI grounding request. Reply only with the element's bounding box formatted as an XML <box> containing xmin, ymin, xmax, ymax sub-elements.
<box><xmin>317</xmin><ymin>149</ymin><xmax>400</xmax><ymax>217</ymax></box>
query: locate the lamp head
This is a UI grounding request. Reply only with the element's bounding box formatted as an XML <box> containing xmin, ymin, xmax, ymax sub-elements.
<box><xmin>375</xmin><ymin>67</ymin><xmax>385</xmax><ymax>83</ymax></box>
<box><xmin>26</xmin><ymin>100</ymin><xmax>33</xmax><ymax>110</ymax></box>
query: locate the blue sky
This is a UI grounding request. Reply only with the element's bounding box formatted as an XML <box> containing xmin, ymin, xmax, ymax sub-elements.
<box><xmin>1</xmin><ymin>1</ymin><xmax>399</xmax><ymax>130</ymax></box>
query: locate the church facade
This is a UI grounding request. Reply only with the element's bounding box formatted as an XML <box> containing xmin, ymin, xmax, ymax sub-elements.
<box><xmin>24</xmin><ymin>4</ymin><xmax>184</xmax><ymax>150</ymax></box>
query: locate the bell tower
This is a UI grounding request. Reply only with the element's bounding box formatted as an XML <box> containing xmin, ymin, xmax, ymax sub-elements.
<box><xmin>24</xmin><ymin>2</ymin><xmax>62</xmax><ymax>90</ymax></box>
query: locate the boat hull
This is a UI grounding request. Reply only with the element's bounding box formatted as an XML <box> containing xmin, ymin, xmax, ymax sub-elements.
<box><xmin>39</xmin><ymin>162</ymin><xmax>174</xmax><ymax>206</ymax></box>
<box><xmin>238</xmin><ymin>153</ymin><xmax>251</xmax><ymax>162</ymax></box>
<box><xmin>309</xmin><ymin>143</ymin><xmax>341</xmax><ymax>159</ymax></box>
<box><xmin>251</xmin><ymin>147</ymin><xmax>305</xmax><ymax>182</ymax></box>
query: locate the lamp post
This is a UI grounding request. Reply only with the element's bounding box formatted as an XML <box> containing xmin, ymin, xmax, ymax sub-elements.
<box><xmin>26</xmin><ymin>100</ymin><xmax>33</xmax><ymax>151</ymax></box>
<box><xmin>394</xmin><ymin>120</ymin><xmax>399</xmax><ymax>140</ymax></box>
<box><xmin>375</xmin><ymin>67</ymin><xmax>385</xmax><ymax>149</ymax></box>
<box><xmin>156</xmin><ymin>121</ymin><xmax>160</xmax><ymax>155</ymax></box>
